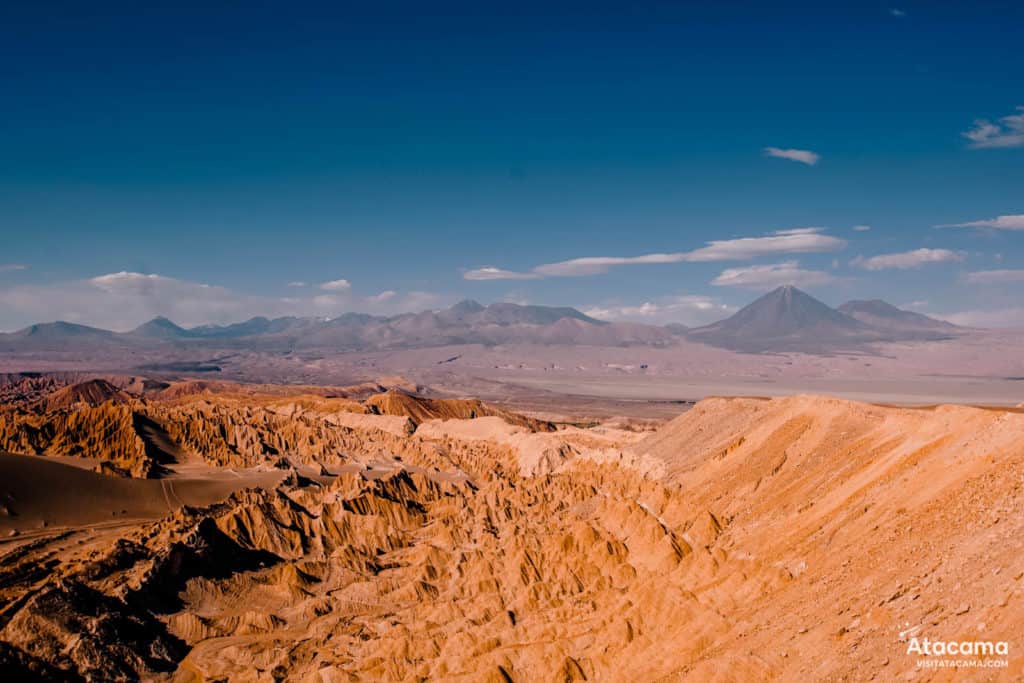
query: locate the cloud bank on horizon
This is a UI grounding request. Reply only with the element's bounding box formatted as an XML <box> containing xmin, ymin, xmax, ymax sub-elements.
<box><xmin>963</xmin><ymin>269</ymin><xmax>1024</xmax><ymax>285</ymax></box>
<box><xmin>582</xmin><ymin>294</ymin><xmax>735</xmax><ymax>326</ymax></box>
<box><xmin>0</xmin><ymin>271</ymin><xmax>447</xmax><ymax>332</ymax></box>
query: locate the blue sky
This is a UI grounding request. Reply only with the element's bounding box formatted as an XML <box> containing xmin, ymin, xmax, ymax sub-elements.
<box><xmin>1</xmin><ymin>0</ymin><xmax>1022</xmax><ymax>330</ymax></box>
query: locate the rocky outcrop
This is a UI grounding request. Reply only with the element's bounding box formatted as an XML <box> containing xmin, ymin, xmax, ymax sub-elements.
<box><xmin>0</xmin><ymin>381</ymin><xmax>555</xmax><ymax>478</ymax></box>
<box><xmin>38</xmin><ymin>379</ymin><xmax>134</xmax><ymax>412</ymax></box>
<box><xmin>366</xmin><ymin>390</ymin><xmax>555</xmax><ymax>431</ymax></box>
<box><xmin>1</xmin><ymin>578</ymin><xmax>186</xmax><ymax>682</ymax></box>
<box><xmin>0</xmin><ymin>404</ymin><xmax>160</xmax><ymax>477</ymax></box>
<box><xmin>0</xmin><ymin>640</ymin><xmax>84</xmax><ymax>682</ymax></box>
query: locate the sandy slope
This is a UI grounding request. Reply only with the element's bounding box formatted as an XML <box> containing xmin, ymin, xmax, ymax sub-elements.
<box><xmin>0</xmin><ymin>453</ymin><xmax>285</xmax><ymax>534</ymax></box>
<box><xmin>631</xmin><ymin>395</ymin><xmax>1024</xmax><ymax>679</ymax></box>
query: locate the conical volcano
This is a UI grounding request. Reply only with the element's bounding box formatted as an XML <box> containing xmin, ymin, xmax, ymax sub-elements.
<box><xmin>686</xmin><ymin>285</ymin><xmax>872</xmax><ymax>352</ymax></box>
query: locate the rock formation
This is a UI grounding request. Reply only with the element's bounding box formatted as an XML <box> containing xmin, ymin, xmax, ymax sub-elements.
<box><xmin>0</xmin><ymin>392</ymin><xmax>1021</xmax><ymax>680</ymax></box>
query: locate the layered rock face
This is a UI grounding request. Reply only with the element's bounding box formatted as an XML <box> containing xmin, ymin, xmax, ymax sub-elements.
<box><xmin>0</xmin><ymin>392</ymin><xmax>1022</xmax><ymax>681</ymax></box>
<box><xmin>0</xmin><ymin>381</ymin><xmax>552</xmax><ymax>476</ymax></box>
<box><xmin>0</xmin><ymin>403</ymin><xmax>158</xmax><ymax>477</ymax></box>
<box><xmin>364</xmin><ymin>390</ymin><xmax>555</xmax><ymax>431</ymax></box>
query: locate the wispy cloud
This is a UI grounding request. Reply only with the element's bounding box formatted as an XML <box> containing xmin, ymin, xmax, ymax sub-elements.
<box><xmin>582</xmin><ymin>295</ymin><xmax>735</xmax><ymax>326</ymax></box>
<box><xmin>683</xmin><ymin>227</ymin><xmax>844</xmax><ymax>261</ymax></box>
<box><xmin>964</xmin><ymin>269</ymin><xmax>1024</xmax><ymax>284</ymax></box>
<box><xmin>0</xmin><ymin>264</ymin><xmax>28</xmax><ymax>273</ymax></box>
<box><xmin>889</xmin><ymin>8</ymin><xmax>906</xmax><ymax>17</ymax></box>
<box><xmin>319</xmin><ymin>278</ymin><xmax>352</xmax><ymax>291</ymax></box>
<box><xmin>851</xmin><ymin>224</ymin><xmax>872</xmax><ymax>232</ymax></box>
<box><xmin>0</xmin><ymin>272</ymin><xmax>446</xmax><ymax>331</ymax></box>
<box><xmin>851</xmin><ymin>248</ymin><xmax>963</xmax><ymax>270</ymax></box>
<box><xmin>763</xmin><ymin>147</ymin><xmax>820</xmax><ymax>166</ymax></box>
<box><xmin>936</xmin><ymin>214</ymin><xmax>1024</xmax><ymax>230</ymax></box>
<box><xmin>463</xmin><ymin>267</ymin><xmax>541</xmax><ymax>281</ymax></box>
<box><xmin>962</xmin><ymin>106</ymin><xmax>1024</xmax><ymax>148</ymax></box>
<box><xmin>286</xmin><ymin>281</ymin><xmax>307</xmax><ymax>287</ymax></box>
<box><xmin>469</xmin><ymin>228</ymin><xmax>848</xmax><ymax>280</ymax></box>
<box><xmin>710</xmin><ymin>260</ymin><xmax>837</xmax><ymax>290</ymax></box>
<box><xmin>533</xmin><ymin>254</ymin><xmax>680</xmax><ymax>277</ymax></box>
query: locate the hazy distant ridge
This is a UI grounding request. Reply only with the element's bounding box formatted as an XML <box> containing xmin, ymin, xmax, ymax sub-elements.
<box><xmin>0</xmin><ymin>288</ymin><xmax>962</xmax><ymax>354</ymax></box>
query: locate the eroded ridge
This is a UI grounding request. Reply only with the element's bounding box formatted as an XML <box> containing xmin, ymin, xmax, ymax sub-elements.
<box><xmin>0</xmin><ymin>392</ymin><xmax>1022</xmax><ymax>681</ymax></box>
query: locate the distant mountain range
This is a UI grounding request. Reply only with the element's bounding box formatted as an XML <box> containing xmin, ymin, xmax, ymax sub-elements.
<box><xmin>836</xmin><ymin>299</ymin><xmax>959</xmax><ymax>334</ymax></box>
<box><xmin>0</xmin><ymin>288</ymin><xmax>963</xmax><ymax>356</ymax></box>
<box><xmin>0</xmin><ymin>301</ymin><xmax>675</xmax><ymax>352</ymax></box>
<box><xmin>686</xmin><ymin>286</ymin><xmax>961</xmax><ymax>352</ymax></box>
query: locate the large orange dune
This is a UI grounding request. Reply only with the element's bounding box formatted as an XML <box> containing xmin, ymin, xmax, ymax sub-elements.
<box><xmin>0</xmin><ymin>388</ymin><xmax>1021</xmax><ymax>681</ymax></box>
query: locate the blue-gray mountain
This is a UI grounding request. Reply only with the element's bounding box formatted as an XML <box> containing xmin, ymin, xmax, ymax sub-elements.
<box><xmin>686</xmin><ymin>286</ymin><xmax>961</xmax><ymax>352</ymax></box>
<box><xmin>0</xmin><ymin>288</ymin><xmax>962</xmax><ymax>355</ymax></box>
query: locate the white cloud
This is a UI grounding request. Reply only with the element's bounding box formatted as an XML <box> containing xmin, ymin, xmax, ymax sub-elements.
<box><xmin>512</xmin><ymin>228</ymin><xmax>846</xmax><ymax>278</ymax></box>
<box><xmin>287</xmin><ymin>281</ymin><xmax>307</xmax><ymax>287</ymax></box>
<box><xmin>463</xmin><ymin>267</ymin><xmax>541</xmax><ymax>281</ymax></box>
<box><xmin>533</xmin><ymin>253</ymin><xmax>680</xmax><ymax>277</ymax></box>
<box><xmin>711</xmin><ymin>260</ymin><xmax>837</xmax><ymax>290</ymax></box>
<box><xmin>890</xmin><ymin>8</ymin><xmax>906</xmax><ymax>17</ymax></box>
<box><xmin>90</xmin><ymin>272</ymin><xmax>146</xmax><ymax>288</ymax></box>
<box><xmin>852</xmin><ymin>225</ymin><xmax>872</xmax><ymax>232</ymax></box>
<box><xmin>933</xmin><ymin>308</ymin><xmax>1024</xmax><ymax>329</ymax></box>
<box><xmin>397</xmin><ymin>290</ymin><xmax>447</xmax><ymax>311</ymax></box>
<box><xmin>962</xmin><ymin>107</ymin><xmax>1024</xmax><ymax>148</ymax></box>
<box><xmin>0</xmin><ymin>272</ymin><xmax>263</xmax><ymax>330</ymax></box>
<box><xmin>0</xmin><ymin>272</ymin><xmax>447</xmax><ymax>331</ymax></box>
<box><xmin>936</xmin><ymin>214</ymin><xmax>1024</xmax><ymax>230</ymax></box>
<box><xmin>582</xmin><ymin>295</ymin><xmax>735</xmax><ymax>326</ymax></box>
<box><xmin>683</xmin><ymin>228</ymin><xmax>845</xmax><ymax>261</ymax></box>
<box><xmin>964</xmin><ymin>269</ymin><xmax>1024</xmax><ymax>284</ymax></box>
<box><xmin>0</xmin><ymin>264</ymin><xmax>28</xmax><ymax>273</ymax></box>
<box><xmin>319</xmin><ymin>278</ymin><xmax>352</xmax><ymax>291</ymax></box>
<box><xmin>763</xmin><ymin>147</ymin><xmax>820</xmax><ymax>165</ymax></box>
<box><xmin>366</xmin><ymin>290</ymin><xmax>397</xmax><ymax>303</ymax></box>
<box><xmin>311</xmin><ymin>293</ymin><xmax>345</xmax><ymax>309</ymax></box>
<box><xmin>851</xmin><ymin>248</ymin><xmax>964</xmax><ymax>270</ymax></box>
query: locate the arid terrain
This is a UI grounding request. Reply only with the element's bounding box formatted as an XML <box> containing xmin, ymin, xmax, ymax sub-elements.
<box><xmin>4</xmin><ymin>288</ymin><xmax>1024</xmax><ymax>410</ymax></box>
<box><xmin>1</xmin><ymin>289</ymin><xmax>1022</xmax><ymax>682</ymax></box>
<box><xmin>1</xmin><ymin>373</ymin><xmax>1022</xmax><ymax>681</ymax></box>
<box><xmin>6</xmin><ymin>1</ymin><xmax>1022</xmax><ymax>678</ymax></box>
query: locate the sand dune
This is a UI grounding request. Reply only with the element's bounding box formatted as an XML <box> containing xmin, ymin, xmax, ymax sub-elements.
<box><xmin>0</xmin><ymin>453</ymin><xmax>285</xmax><ymax>535</ymax></box>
